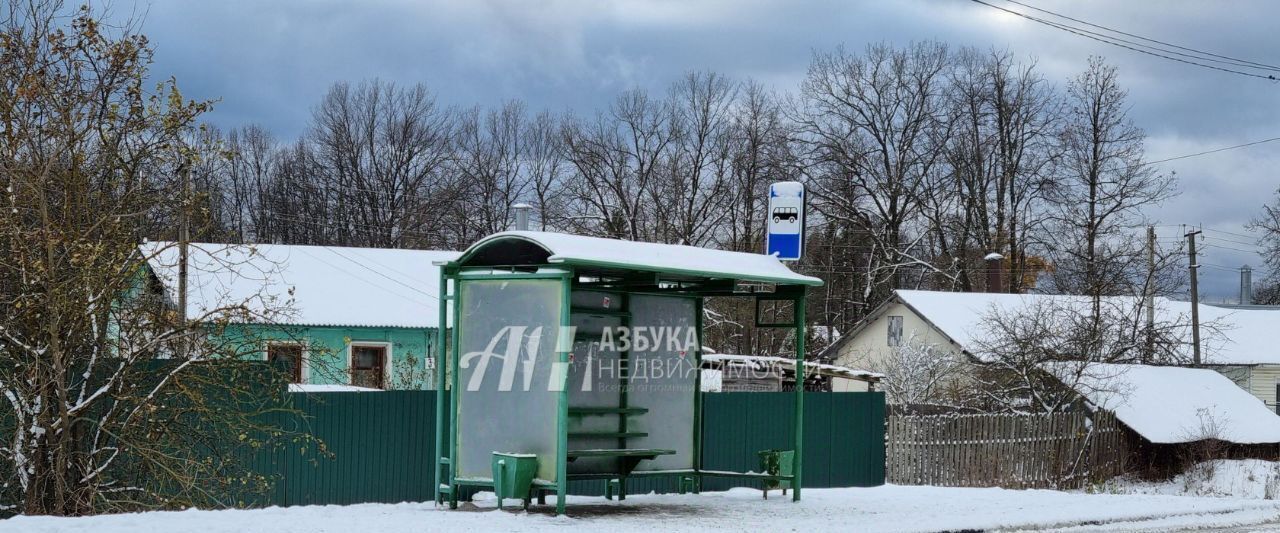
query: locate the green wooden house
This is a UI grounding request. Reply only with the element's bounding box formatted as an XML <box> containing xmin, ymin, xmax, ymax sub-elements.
<box><xmin>138</xmin><ymin>241</ymin><xmax>458</xmax><ymax>390</ymax></box>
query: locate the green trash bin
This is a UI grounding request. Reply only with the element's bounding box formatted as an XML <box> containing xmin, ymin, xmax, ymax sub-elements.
<box><xmin>757</xmin><ymin>449</ymin><xmax>794</xmax><ymax>499</ymax></box>
<box><xmin>491</xmin><ymin>452</ymin><xmax>539</xmax><ymax>510</ymax></box>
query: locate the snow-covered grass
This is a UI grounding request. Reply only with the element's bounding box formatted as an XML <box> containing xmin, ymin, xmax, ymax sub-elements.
<box><xmin>1098</xmin><ymin>459</ymin><xmax>1280</xmax><ymax>500</ymax></box>
<box><xmin>5</xmin><ymin>485</ymin><xmax>1280</xmax><ymax>533</ymax></box>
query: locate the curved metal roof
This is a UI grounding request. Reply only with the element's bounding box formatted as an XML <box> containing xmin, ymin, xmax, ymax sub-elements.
<box><xmin>441</xmin><ymin>231</ymin><xmax>822</xmax><ymax>286</ymax></box>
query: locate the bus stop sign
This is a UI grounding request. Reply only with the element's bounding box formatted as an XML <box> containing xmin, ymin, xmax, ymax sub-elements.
<box><xmin>766</xmin><ymin>181</ymin><xmax>805</xmax><ymax>261</ymax></box>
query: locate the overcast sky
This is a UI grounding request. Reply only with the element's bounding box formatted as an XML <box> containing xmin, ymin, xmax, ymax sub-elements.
<box><xmin>139</xmin><ymin>0</ymin><xmax>1280</xmax><ymax>299</ymax></box>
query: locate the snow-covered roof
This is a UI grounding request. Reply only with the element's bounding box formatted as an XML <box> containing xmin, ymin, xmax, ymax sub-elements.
<box><xmin>1046</xmin><ymin>363</ymin><xmax>1280</xmax><ymax>444</ymax></box>
<box><xmin>893</xmin><ymin>290</ymin><xmax>1280</xmax><ymax>365</ymax></box>
<box><xmin>139</xmin><ymin>242</ymin><xmax>459</xmax><ymax>328</ymax></box>
<box><xmin>702</xmin><ymin>353</ymin><xmax>883</xmax><ymax>381</ymax></box>
<box><xmin>447</xmin><ymin>231</ymin><xmax>822</xmax><ymax>286</ymax></box>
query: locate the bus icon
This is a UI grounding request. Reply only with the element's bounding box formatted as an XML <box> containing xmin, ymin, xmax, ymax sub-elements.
<box><xmin>772</xmin><ymin>207</ymin><xmax>798</xmax><ymax>224</ymax></box>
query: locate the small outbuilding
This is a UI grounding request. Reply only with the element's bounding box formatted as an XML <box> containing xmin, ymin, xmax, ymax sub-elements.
<box><xmin>1047</xmin><ymin>363</ymin><xmax>1280</xmax><ymax>476</ymax></box>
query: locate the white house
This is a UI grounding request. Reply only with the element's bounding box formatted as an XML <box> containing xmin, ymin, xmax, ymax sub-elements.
<box><xmin>823</xmin><ymin>290</ymin><xmax>1280</xmax><ymax>409</ymax></box>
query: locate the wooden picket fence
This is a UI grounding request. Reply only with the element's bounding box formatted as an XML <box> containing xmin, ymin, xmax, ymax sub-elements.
<box><xmin>887</xmin><ymin>411</ymin><xmax>1127</xmax><ymax>489</ymax></box>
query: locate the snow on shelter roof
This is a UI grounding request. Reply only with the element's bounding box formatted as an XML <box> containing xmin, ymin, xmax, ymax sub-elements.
<box><xmin>445</xmin><ymin>231</ymin><xmax>822</xmax><ymax>286</ymax></box>
<box><xmin>1046</xmin><ymin>363</ymin><xmax>1280</xmax><ymax>444</ymax></box>
<box><xmin>893</xmin><ymin>290</ymin><xmax>1280</xmax><ymax>365</ymax></box>
<box><xmin>139</xmin><ymin>242</ymin><xmax>459</xmax><ymax>328</ymax></box>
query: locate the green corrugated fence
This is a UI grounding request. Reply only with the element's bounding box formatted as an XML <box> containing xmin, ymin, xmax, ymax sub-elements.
<box><xmin>252</xmin><ymin>391</ymin><xmax>884</xmax><ymax>506</ymax></box>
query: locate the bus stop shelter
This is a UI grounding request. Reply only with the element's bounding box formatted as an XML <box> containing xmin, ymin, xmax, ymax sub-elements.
<box><xmin>432</xmin><ymin>231</ymin><xmax>822</xmax><ymax>514</ymax></box>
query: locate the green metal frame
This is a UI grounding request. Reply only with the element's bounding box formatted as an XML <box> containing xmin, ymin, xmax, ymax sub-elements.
<box><xmin>754</xmin><ymin>295</ymin><xmax>799</xmax><ymax>328</ymax></box>
<box><xmin>433</xmin><ymin>235</ymin><xmax>815</xmax><ymax>515</ymax></box>
<box><xmin>433</xmin><ymin>271</ymin><xmax>450</xmax><ymax>505</ymax></box>
<box><xmin>555</xmin><ymin>273</ymin><xmax>572</xmax><ymax>514</ymax></box>
<box><xmin>449</xmin><ymin>270</ymin><xmax>462</xmax><ymax>508</ymax></box>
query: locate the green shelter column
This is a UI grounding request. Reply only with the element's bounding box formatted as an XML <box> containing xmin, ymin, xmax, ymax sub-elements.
<box><xmin>793</xmin><ymin>292</ymin><xmax>805</xmax><ymax>502</ymax></box>
<box><xmin>555</xmin><ymin>273</ymin><xmax>572</xmax><ymax>515</ymax></box>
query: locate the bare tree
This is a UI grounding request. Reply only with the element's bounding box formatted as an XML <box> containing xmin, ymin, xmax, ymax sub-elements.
<box><xmin>796</xmin><ymin>42</ymin><xmax>954</xmax><ymax>309</ymax></box>
<box><xmin>1248</xmin><ymin>187</ymin><xmax>1280</xmax><ymax>304</ymax></box>
<box><xmin>652</xmin><ymin>71</ymin><xmax>736</xmax><ymax>246</ymax></box>
<box><xmin>1046</xmin><ymin>57</ymin><xmax>1175</xmax><ymax>316</ymax></box>
<box><xmin>308</xmin><ymin>79</ymin><xmax>457</xmax><ymax>248</ymax></box>
<box><xmin>721</xmin><ymin>81</ymin><xmax>794</xmax><ymax>253</ymax></box>
<box><xmin>454</xmin><ymin>100</ymin><xmax>529</xmax><ymax>239</ymax></box>
<box><xmin>224</xmin><ymin>125</ymin><xmax>279</xmax><ymax>242</ymax></box>
<box><xmin>934</xmin><ymin>48</ymin><xmax>1059</xmax><ymax>292</ymax></box>
<box><xmin>562</xmin><ymin>89</ymin><xmax>672</xmax><ymax>240</ymax></box>
<box><xmin>968</xmin><ymin>296</ymin><xmax>1209</xmax><ymax>413</ymax></box>
<box><xmin>523</xmin><ymin>111</ymin><xmax>569</xmax><ymax>231</ymax></box>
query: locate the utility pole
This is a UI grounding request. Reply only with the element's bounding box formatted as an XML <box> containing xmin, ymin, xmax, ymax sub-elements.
<box><xmin>178</xmin><ymin>164</ymin><xmax>190</xmax><ymax>359</ymax></box>
<box><xmin>1186</xmin><ymin>227</ymin><xmax>1202</xmax><ymax>365</ymax></box>
<box><xmin>1144</xmin><ymin>225</ymin><xmax>1155</xmax><ymax>364</ymax></box>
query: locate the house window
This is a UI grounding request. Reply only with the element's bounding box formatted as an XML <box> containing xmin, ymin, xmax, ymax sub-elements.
<box><xmin>887</xmin><ymin>316</ymin><xmax>904</xmax><ymax>347</ymax></box>
<box><xmin>267</xmin><ymin>344</ymin><xmax>304</xmax><ymax>384</ymax></box>
<box><xmin>351</xmin><ymin>345</ymin><xmax>387</xmax><ymax>389</ymax></box>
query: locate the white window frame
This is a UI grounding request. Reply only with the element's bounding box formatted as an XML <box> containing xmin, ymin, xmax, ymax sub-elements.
<box><xmin>263</xmin><ymin>340</ymin><xmax>310</xmax><ymax>384</ymax></box>
<box><xmin>347</xmin><ymin>341</ymin><xmax>393</xmax><ymax>390</ymax></box>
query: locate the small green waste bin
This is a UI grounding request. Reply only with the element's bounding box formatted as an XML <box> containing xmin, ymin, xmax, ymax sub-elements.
<box><xmin>491</xmin><ymin>452</ymin><xmax>539</xmax><ymax>510</ymax></box>
<box><xmin>757</xmin><ymin>449</ymin><xmax>794</xmax><ymax>499</ymax></box>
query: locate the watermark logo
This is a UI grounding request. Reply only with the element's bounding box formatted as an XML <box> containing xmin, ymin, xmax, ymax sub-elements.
<box><xmin>460</xmin><ymin>326</ymin><xmax>702</xmax><ymax>392</ymax></box>
<box><xmin>460</xmin><ymin>326</ymin><xmax>545</xmax><ymax>392</ymax></box>
<box><xmin>597</xmin><ymin>326</ymin><xmax>699</xmax><ymax>354</ymax></box>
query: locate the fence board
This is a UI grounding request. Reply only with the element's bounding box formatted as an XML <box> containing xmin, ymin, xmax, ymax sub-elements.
<box><xmin>886</xmin><ymin>411</ymin><xmax>1126</xmax><ymax>490</ymax></box>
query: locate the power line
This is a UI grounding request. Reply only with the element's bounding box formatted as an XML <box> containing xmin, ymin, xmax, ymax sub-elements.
<box><xmin>1144</xmin><ymin>137</ymin><xmax>1280</xmax><ymax>166</ymax></box>
<box><xmin>292</xmin><ymin>247</ymin><xmax>435</xmax><ymax>307</ymax></box>
<box><xmin>969</xmin><ymin>0</ymin><xmax>1280</xmax><ymax>81</ymax></box>
<box><xmin>1201</xmin><ymin>234</ymin><xmax>1260</xmax><ymax>248</ymax></box>
<box><xmin>1201</xmin><ymin>243</ymin><xmax>1261</xmax><ymax>255</ymax></box>
<box><xmin>318</xmin><ymin>245</ymin><xmax>441</xmax><ymax>301</ymax></box>
<box><xmin>998</xmin><ymin>0</ymin><xmax>1280</xmax><ymax>73</ymax></box>
<box><xmin>1201</xmin><ymin>226</ymin><xmax>1263</xmax><ymax>241</ymax></box>
<box><xmin>1200</xmin><ymin>262</ymin><xmax>1247</xmax><ymax>272</ymax></box>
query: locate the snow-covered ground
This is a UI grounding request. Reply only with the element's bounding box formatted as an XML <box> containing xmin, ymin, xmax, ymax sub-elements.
<box><xmin>1100</xmin><ymin>459</ymin><xmax>1280</xmax><ymax>500</ymax></box>
<box><xmin>6</xmin><ymin>485</ymin><xmax>1280</xmax><ymax>533</ymax></box>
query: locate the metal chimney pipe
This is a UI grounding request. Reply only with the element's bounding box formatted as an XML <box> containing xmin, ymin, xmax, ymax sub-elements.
<box><xmin>512</xmin><ymin>203</ymin><xmax>531</xmax><ymax>231</ymax></box>
<box><xmin>1241</xmin><ymin>265</ymin><xmax>1253</xmax><ymax>305</ymax></box>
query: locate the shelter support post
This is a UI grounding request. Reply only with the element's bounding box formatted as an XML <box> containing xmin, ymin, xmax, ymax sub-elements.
<box><xmin>792</xmin><ymin>292</ymin><xmax>805</xmax><ymax>502</ymax></box>
<box><xmin>692</xmin><ymin>297</ymin><xmax>705</xmax><ymax>494</ymax></box>
<box><xmin>555</xmin><ymin>274</ymin><xmax>572</xmax><ymax>515</ymax></box>
<box><xmin>433</xmin><ymin>273</ymin><xmax>449</xmax><ymax>505</ymax></box>
<box><xmin>448</xmin><ymin>272</ymin><xmax>462</xmax><ymax>509</ymax></box>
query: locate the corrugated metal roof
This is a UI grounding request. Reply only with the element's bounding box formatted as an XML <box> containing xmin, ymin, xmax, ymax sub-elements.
<box><xmin>140</xmin><ymin>242</ymin><xmax>459</xmax><ymax>329</ymax></box>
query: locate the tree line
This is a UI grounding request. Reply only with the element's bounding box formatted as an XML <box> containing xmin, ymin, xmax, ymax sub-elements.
<box><xmin>180</xmin><ymin>43</ymin><xmax>1182</xmax><ymax>355</ymax></box>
